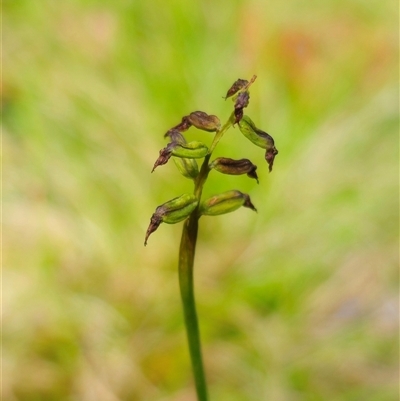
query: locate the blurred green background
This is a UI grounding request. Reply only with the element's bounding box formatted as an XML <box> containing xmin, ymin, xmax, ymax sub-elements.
<box><xmin>3</xmin><ymin>0</ymin><xmax>399</xmax><ymax>400</ymax></box>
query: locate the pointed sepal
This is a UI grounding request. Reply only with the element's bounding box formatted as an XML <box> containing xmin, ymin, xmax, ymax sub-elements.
<box><xmin>152</xmin><ymin>142</ymin><xmax>175</xmax><ymax>172</ymax></box>
<box><xmin>224</xmin><ymin>79</ymin><xmax>249</xmax><ymax>100</ymax></box>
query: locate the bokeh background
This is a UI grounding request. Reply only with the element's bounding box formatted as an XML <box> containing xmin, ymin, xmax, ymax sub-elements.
<box><xmin>3</xmin><ymin>0</ymin><xmax>399</xmax><ymax>400</ymax></box>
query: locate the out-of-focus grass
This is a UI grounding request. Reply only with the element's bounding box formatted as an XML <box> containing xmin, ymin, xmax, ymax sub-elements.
<box><xmin>3</xmin><ymin>0</ymin><xmax>398</xmax><ymax>400</ymax></box>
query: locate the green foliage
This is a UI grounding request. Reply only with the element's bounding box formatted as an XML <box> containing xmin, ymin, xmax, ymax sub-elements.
<box><xmin>3</xmin><ymin>0</ymin><xmax>398</xmax><ymax>400</ymax></box>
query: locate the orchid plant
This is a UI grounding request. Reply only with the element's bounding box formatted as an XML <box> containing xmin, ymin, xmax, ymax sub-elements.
<box><xmin>145</xmin><ymin>75</ymin><xmax>278</xmax><ymax>400</ymax></box>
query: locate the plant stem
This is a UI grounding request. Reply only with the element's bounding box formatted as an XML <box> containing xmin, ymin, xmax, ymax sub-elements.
<box><xmin>178</xmin><ymin>214</ymin><xmax>208</xmax><ymax>401</ymax></box>
<box><xmin>178</xmin><ymin>111</ymin><xmax>235</xmax><ymax>401</ymax></box>
<box><xmin>208</xmin><ymin>113</ymin><xmax>234</xmax><ymax>154</ymax></box>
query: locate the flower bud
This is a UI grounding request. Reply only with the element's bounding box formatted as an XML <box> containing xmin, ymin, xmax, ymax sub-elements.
<box><xmin>209</xmin><ymin>157</ymin><xmax>259</xmax><ymax>183</ymax></box>
<box><xmin>173</xmin><ymin>156</ymin><xmax>199</xmax><ymax>179</ymax></box>
<box><xmin>224</xmin><ymin>79</ymin><xmax>249</xmax><ymax>100</ymax></box>
<box><xmin>200</xmin><ymin>190</ymin><xmax>257</xmax><ymax>216</ymax></box>
<box><xmin>144</xmin><ymin>194</ymin><xmax>198</xmax><ymax>245</ymax></box>
<box><xmin>188</xmin><ymin>111</ymin><xmax>221</xmax><ymax>132</ymax></box>
<box><xmin>238</xmin><ymin>115</ymin><xmax>278</xmax><ymax>172</ymax></box>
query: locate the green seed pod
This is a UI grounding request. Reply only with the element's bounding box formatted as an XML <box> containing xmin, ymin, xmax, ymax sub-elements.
<box><xmin>171</xmin><ymin>141</ymin><xmax>209</xmax><ymax>159</ymax></box>
<box><xmin>144</xmin><ymin>194</ymin><xmax>198</xmax><ymax>245</ymax></box>
<box><xmin>209</xmin><ymin>157</ymin><xmax>259</xmax><ymax>183</ymax></box>
<box><xmin>238</xmin><ymin>115</ymin><xmax>272</xmax><ymax>148</ymax></box>
<box><xmin>173</xmin><ymin>156</ymin><xmax>199</xmax><ymax>179</ymax></box>
<box><xmin>152</xmin><ymin>140</ymin><xmax>208</xmax><ymax>172</ymax></box>
<box><xmin>188</xmin><ymin>111</ymin><xmax>221</xmax><ymax>132</ymax></box>
<box><xmin>159</xmin><ymin>193</ymin><xmax>198</xmax><ymax>224</ymax></box>
<box><xmin>238</xmin><ymin>115</ymin><xmax>279</xmax><ymax>172</ymax></box>
<box><xmin>200</xmin><ymin>190</ymin><xmax>257</xmax><ymax>216</ymax></box>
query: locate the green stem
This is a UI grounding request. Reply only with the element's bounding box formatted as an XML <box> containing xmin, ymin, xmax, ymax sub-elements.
<box><xmin>208</xmin><ymin>112</ymin><xmax>234</xmax><ymax>154</ymax></box>
<box><xmin>178</xmin><ymin>215</ymin><xmax>208</xmax><ymax>401</ymax></box>
<box><xmin>178</xmin><ymin>111</ymin><xmax>234</xmax><ymax>401</ymax></box>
